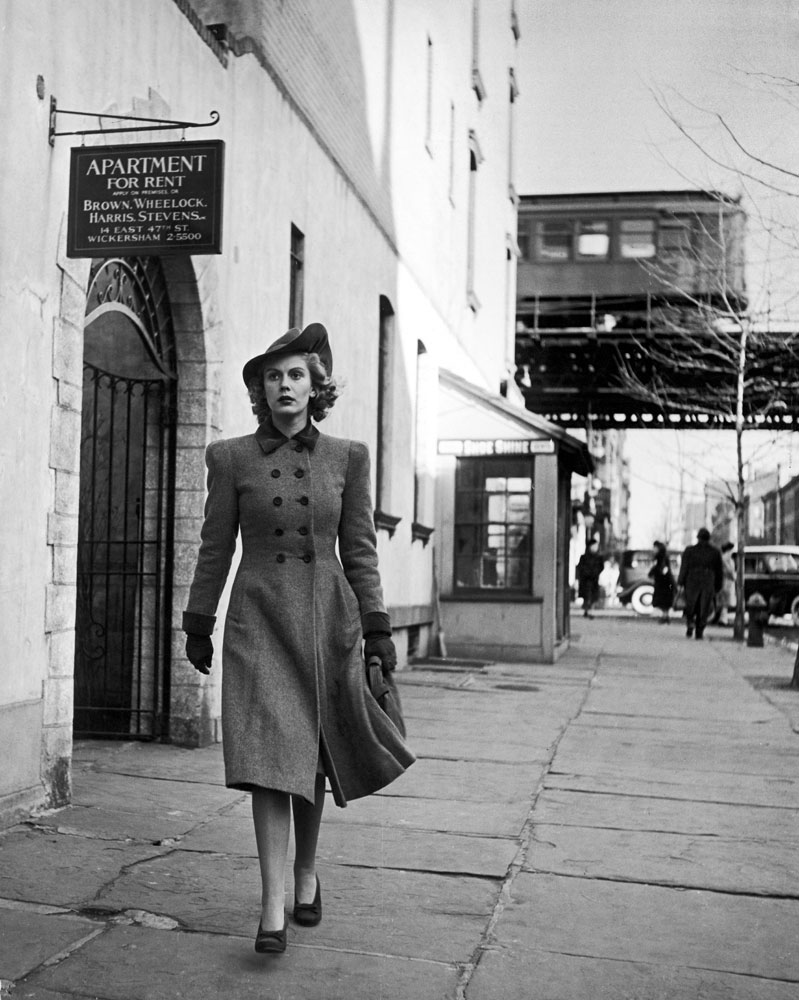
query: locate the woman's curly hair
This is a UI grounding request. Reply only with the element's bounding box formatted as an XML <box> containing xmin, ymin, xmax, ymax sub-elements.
<box><xmin>246</xmin><ymin>352</ymin><xmax>340</xmax><ymax>424</ymax></box>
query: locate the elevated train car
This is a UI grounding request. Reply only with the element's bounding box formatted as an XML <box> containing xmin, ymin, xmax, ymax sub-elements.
<box><xmin>516</xmin><ymin>190</ymin><xmax>746</xmax><ymax>331</ymax></box>
<box><xmin>514</xmin><ymin>190</ymin><xmax>748</xmax><ymax>426</ymax></box>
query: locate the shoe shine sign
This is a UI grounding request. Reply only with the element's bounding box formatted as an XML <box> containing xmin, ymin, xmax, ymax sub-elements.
<box><xmin>67</xmin><ymin>139</ymin><xmax>225</xmax><ymax>257</ymax></box>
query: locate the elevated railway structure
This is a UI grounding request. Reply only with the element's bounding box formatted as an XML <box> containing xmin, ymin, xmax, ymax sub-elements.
<box><xmin>514</xmin><ymin>190</ymin><xmax>799</xmax><ymax>430</ymax></box>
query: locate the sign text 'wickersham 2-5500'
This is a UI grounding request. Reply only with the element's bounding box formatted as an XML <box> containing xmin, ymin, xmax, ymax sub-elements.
<box><xmin>67</xmin><ymin>140</ymin><xmax>225</xmax><ymax>257</ymax></box>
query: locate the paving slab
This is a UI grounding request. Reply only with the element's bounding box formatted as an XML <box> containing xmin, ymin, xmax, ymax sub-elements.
<box><xmin>546</xmin><ymin>764</ymin><xmax>799</xmax><ymax>808</ymax></box>
<box><xmin>93</xmin><ymin>850</ymin><xmax>499</xmax><ymax>963</ymax></box>
<box><xmin>527</xmin><ymin>822</ymin><xmax>799</xmax><ymax>895</ymax></box>
<box><xmin>28</xmin><ymin>923</ymin><xmax>459</xmax><ymax>1000</ymax></box>
<box><xmin>499</xmin><ymin>872</ymin><xmax>799</xmax><ymax>981</ymax></box>
<box><xmin>551</xmin><ymin>724</ymin><xmax>799</xmax><ymax>778</ymax></box>
<box><xmin>376</xmin><ymin>757</ymin><xmax>543</xmax><ymax>803</ymax></box>
<box><xmin>468</xmin><ymin>945</ymin><xmax>799</xmax><ymax>1000</ymax></box>
<box><xmin>224</xmin><ymin>790</ymin><xmax>528</xmax><ymax>838</ymax></box>
<box><xmin>534</xmin><ymin>787</ymin><xmax>799</xmax><ymax>841</ymax></box>
<box><xmin>0</xmin><ymin>907</ymin><xmax>99</xmax><ymax>981</ymax></box>
<box><xmin>181</xmin><ymin>813</ymin><xmax>518</xmax><ymax>877</ymax></box>
<box><xmin>33</xmin><ymin>771</ymin><xmax>241</xmax><ymax>842</ymax></box>
<box><xmin>84</xmin><ymin>741</ymin><xmax>227</xmax><ymax>785</ymax></box>
<box><xmin>0</xmin><ymin>828</ymin><xmax>167</xmax><ymax>908</ymax></box>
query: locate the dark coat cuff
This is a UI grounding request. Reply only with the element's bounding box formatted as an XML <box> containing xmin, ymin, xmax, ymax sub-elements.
<box><xmin>182</xmin><ymin>611</ymin><xmax>216</xmax><ymax>635</ymax></box>
<box><xmin>362</xmin><ymin>611</ymin><xmax>392</xmax><ymax>638</ymax></box>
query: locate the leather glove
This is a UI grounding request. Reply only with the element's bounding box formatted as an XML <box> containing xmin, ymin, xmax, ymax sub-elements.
<box><xmin>185</xmin><ymin>634</ymin><xmax>213</xmax><ymax>675</ymax></box>
<box><xmin>363</xmin><ymin>611</ymin><xmax>397</xmax><ymax>672</ymax></box>
<box><xmin>364</xmin><ymin>634</ymin><xmax>397</xmax><ymax>671</ymax></box>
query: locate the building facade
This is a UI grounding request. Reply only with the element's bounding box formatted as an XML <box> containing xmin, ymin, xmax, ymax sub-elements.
<box><xmin>2</xmin><ymin>0</ymin><xmax>588</xmax><ymax>828</ymax></box>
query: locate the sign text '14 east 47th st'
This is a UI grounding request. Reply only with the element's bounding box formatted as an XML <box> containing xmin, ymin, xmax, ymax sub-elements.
<box><xmin>67</xmin><ymin>140</ymin><xmax>225</xmax><ymax>257</ymax></box>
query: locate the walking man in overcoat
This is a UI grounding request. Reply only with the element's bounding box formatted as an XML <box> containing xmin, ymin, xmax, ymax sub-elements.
<box><xmin>677</xmin><ymin>528</ymin><xmax>723</xmax><ymax>640</ymax></box>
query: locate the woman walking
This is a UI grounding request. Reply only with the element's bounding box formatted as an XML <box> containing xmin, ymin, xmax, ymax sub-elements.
<box><xmin>182</xmin><ymin>323</ymin><xmax>414</xmax><ymax>954</ymax></box>
<box><xmin>648</xmin><ymin>540</ymin><xmax>675</xmax><ymax>623</ymax></box>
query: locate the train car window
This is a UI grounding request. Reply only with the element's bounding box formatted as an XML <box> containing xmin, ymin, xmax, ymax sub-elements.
<box><xmin>536</xmin><ymin>221</ymin><xmax>572</xmax><ymax>261</ymax></box>
<box><xmin>517</xmin><ymin>215</ymin><xmax>534</xmax><ymax>261</ymax></box>
<box><xmin>576</xmin><ymin>220</ymin><xmax>609</xmax><ymax>259</ymax></box>
<box><xmin>660</xmin><ymin>220</ymin><xmax>691</xmax><ymax>256</ymax></box>
<box><xmin>619</xmin><ymin>219</ymin><xmax>656</xmax><ymax>259</ymax></box>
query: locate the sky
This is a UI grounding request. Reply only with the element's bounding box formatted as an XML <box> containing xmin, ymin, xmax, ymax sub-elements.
<box><xmin>514</xmin><ymin>0</ymin><xmax>799</xmax><ymax>546</ymax></box>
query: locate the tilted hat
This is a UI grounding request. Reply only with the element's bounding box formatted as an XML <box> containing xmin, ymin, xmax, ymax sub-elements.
<box><xmin>242</xmin><ymin>322</ymin><xmax>333</xmax><ymax>385</ymax></box>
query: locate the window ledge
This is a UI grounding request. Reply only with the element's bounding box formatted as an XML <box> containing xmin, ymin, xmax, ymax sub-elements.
<box><xmin>374</xmin><ymin>510</ymin><xmax>402</xmax><ymax>537</ymax></box>
<box><xmin>443</xmin><ymin>591</ymin><xmax>541</xmax><ymax>603</ymax></box>
<box><xmin>411</xmin><ymin>522</ymin><xmax>435</xmax><ymax>546</ymax></box>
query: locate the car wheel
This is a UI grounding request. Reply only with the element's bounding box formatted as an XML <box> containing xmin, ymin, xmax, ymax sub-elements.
<box><xmin>791</xmin><ymin>595</ymin><xmax>799</xmax><ymax>627</ymax></box>
<box><xmin>630</xmin><ymin>584</ymin><xmax>655</xmax><ymax>616</ymax></box>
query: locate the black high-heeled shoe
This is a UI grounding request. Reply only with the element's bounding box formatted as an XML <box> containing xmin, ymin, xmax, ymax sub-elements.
<box><xmin>293</xmin><ymin>876</ymin><xmax>322</xmax><ymax>926</ymax></box>
<box><xmin>255</xmin><ymin>918</ymin><xmax>288</xmax><ymax>953</ymax></box>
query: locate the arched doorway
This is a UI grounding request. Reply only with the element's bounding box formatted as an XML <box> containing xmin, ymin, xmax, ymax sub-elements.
<box><xmin>73</xmin><ymin>258</ymin><xmax>177</xmax><ymax>738</ymax></box>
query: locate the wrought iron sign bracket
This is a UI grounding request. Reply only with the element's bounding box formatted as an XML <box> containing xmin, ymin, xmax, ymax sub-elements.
<box><xmin>49</xmin><ymin>97</ymin><xmax>220</xmax><ymax>146</ymax></box>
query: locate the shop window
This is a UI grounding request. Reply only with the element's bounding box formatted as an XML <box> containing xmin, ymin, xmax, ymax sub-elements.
<box><xmin>289</xmin><ymin>224</ymin><xmax>304</xmax><ymax>328</ymax></box>
<box><xmin>576</xmin><ymin>220</ymin><xmax>609</xmax><ymax>259</ymax></box>
<box><xmin>454</xmin><ymin>457</ymin><xmax>533</xmax><ymax>592</ymax></box>
<box><xmin>620</xmin><ymin>218</ymin><xmax>656</xmax><ymax>259</ymax></box>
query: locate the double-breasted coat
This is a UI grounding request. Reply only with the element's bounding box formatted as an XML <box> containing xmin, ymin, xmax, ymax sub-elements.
<box><xmin>185</xmin><ymin>420</ymin><xmax>415</xmax><ymax>806</ymax></box>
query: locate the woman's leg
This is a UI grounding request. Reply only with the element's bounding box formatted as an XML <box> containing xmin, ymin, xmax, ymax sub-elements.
<box><xmin>252</xmin><ymin>788</ymin><xmax>291</xmax><ymax>929</ymax></box>
<box><xmin>291</xmin><ymin>773</ymin><xmax>326</xmax><ymax>903</ymax></box>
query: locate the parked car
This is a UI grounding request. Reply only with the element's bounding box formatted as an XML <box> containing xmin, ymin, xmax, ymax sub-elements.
<box><xmin>616</xmin><ymin>548</ymin><xmax>681</xmax><ymax>616</ymax></box>
<box><xmin>731</xmin><ymin>546</ymin><xmax>799</xmax><ymax>624</ymax></box>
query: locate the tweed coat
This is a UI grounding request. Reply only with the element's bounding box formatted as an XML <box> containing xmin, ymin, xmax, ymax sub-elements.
<box><xmin>185</xmin><ymin>421</ymin><xmax>415</xmax><ymax>806</ymax></box>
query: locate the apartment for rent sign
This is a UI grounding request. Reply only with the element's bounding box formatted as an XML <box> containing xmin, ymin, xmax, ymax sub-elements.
<box><xmin>67</xmin><ymin>139</ymin><xmax>225</xmax><ymax>257</ymax></box>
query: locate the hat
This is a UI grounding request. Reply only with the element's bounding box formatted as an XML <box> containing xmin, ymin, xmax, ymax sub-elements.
<box><xmin>242</xmin><ymin>323</ymin><xmax>332</xmax><ymax>385</ymax></box>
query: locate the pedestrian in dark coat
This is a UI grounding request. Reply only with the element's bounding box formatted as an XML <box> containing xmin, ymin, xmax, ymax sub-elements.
<box><xmin>677</xmin><ymin>527</ymin><xmax>723</xmax><ymax>640</ymax></box>
<box><xmin>576</xmin><ymin>538</ymin><xmax>604</xmax><ymax>618</ymax></box>
<box><xmin>182</xmin><ymin>323</ymin><xmax>414</xmax><ymax>954</ymax></box>
<box><xmin>649</xmin><ymin>541</ymin><xmax>675</xmax><ymax>623</ymax></box>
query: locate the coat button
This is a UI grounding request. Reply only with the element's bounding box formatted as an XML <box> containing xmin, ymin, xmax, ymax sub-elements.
<box><xmin>298</xmin><ymin>496</ymin><xmax>309</xmax><ymax>505</ymax></box>
<box><xmin>294</xmin><ymin>443</ymin><xmax>303</xmax><ymax>452</ymax></box>
<box><xmin>271</xmin><ymin>469</ymin><xmax>281</xmax><ymax>478</ymax></box>
<box><xmin>303</xmin><ymin>554</ymin><xmax>312</xmax><ymax>563</ymax></box>
<box><xmin>298</xmin><ymin>526</ymin><xmax>308</xmax><ymax>536</ymax></box>
<box><xmin>275</xmin><ymin>528</ymin><xmax>284</xmax><ymax>536</ymax></box>
<box><xmin>273</xmin><ymin>497</ymin><xmax>283</xmax><ymax>506</ymax></box>
<box><xmin>276</xmin><ymin>553</ymin><xmax>286</xmax><ymax>564</ymax></box>
<box><xmin>294</xmin><ymin>469</ymin><xmax>305</xmax><ymax>478</ymax></box>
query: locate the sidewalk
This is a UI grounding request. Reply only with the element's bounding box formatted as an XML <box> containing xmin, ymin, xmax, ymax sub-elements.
<box><xmin>2</xmin><ymin>616</ymin><xmax>799</xmax><ymax>999</ymax></box>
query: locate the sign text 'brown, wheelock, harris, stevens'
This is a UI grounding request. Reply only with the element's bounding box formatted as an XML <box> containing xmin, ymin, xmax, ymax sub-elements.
<box><xmin>67</xmin><ymin>140</ymin><xmax>225</xmax><ymax>257</ymax></box>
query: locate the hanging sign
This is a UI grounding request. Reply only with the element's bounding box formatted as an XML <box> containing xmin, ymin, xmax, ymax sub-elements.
<box><xmin>438</xmin><ymin>438</ymin><xmax>556</xmax><ymax>456</ymax></box>
<box><xmin>67</xmin><ymin>139</ymin><xmax>225</xmax><ymax>257</ymax></box>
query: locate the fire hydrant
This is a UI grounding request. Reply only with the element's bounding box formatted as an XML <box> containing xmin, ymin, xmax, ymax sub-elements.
<box><xmin>746</xmin><ymin>592</ymin><xmax>768</xmax><ymax>647</ymax></box>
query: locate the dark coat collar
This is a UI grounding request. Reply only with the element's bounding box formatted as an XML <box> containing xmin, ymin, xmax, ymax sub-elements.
<box><xmin>255</xmin><ymin>415</ymin><xmax>319</xmax><ymax>455</ymax></box>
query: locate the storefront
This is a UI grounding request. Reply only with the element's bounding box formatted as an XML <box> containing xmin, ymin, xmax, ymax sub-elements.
<box><xmin>436</xmin><ymin>370</ymin><xmax>591</xmax><ymax>662</ymax></box>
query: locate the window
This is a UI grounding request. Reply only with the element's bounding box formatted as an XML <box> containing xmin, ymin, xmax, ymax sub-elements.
<box><xmin>471</xmin><ymin>0</ymin><xmax>486</xmax><ymax>101</ymax></box>
<box><xmin>620</xmin><ymin>218</ymin><xmax>656</xmax><ymax>259</ymax></box>
<box><xmin>660</xmin><ymin>220</ymin><xmax>691</xmax><ymax>257</ymax></box>
<box><xmin>508</xmin><ymin>69</ymin><xmax>519</xmax><ymax>202</ymax></box>
<box><xmin>289</xmin><ymin>224</ymin><xmax>304</xmax><ymax>328</ymax></box>
<box><xmin>536</xmin><ymin>220</ymin><xmax>572</xmax><ymax>261</ymax></box>
<box><xmin>448</xmin><ymin>102</ymin><xmax>456</xmax><ymax>202</ymax></box>
<box><xmin>454</xmin><ymin>458</ymin><xmax>533</xmax><ymax>591</ymax></box>
<box><xmin>517</xmin><ymin>214</ymin><xmax>534</xmax><ymax>261</ymax></box>
<box><xmin>375</xmin><ymin>296</ymin><xmax>400</xmax><ymax>536</ymax></box>
<box><xmin>467</xmin><ymin>131</ymin><xmax>483</xmax><ymax>310</ymax></box>
<box><xmin>576</xmin><ymin>220</ymin><xmax>609</xmax><ymax>259</ymax></box>
<box><xmin>425</xmin><ymin>36</ymin><xmax>433</xmax><ymax>154</ymax></box>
